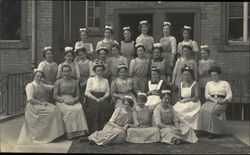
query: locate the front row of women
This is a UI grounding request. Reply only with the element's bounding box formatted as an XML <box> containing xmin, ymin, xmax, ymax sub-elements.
<box><xmin>17</xmin><ymin>64</ymin><xmax>232</xmax><ymax>146</ymax></box>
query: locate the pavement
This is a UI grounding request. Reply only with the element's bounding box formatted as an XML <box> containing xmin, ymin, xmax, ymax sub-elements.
<box><xmin>0</xmin><ymin>115</ymin><xmax>249</xmax><ymax>153</ymax></box>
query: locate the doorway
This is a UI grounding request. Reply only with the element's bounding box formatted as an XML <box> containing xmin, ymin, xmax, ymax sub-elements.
<box><xmin>118</xmin><ymin>14</ymin><xmax>153</xmax><ymax>41</ymax></box>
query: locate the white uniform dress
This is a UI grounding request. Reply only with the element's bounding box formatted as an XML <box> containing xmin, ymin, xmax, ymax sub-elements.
<box><xmin>145</xmin><ymin>80</ymin><xmax>163</xmax><ymax>108</ymax></box>
<box><xmin>173</xmin><ymin>81</ymin><xmax>201</xmax><ymax>130</ymax></box>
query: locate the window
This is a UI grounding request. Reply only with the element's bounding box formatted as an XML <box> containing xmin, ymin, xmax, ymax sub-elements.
<box><xmin>228</xmin><ymin>2</ymin><xmax>249</xmax><ymax>45</ymax></box>
<box><xmin>0</xmin><ymin>0</ymin><xmax>21</xmax><ymax>40</ymax></box>
<box><xmin>86</xmin><ymin>1</ymin><xmax>101</xmax><ymax>31</ymax></box>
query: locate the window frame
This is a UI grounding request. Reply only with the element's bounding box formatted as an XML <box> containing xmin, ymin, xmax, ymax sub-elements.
<box><xmin>0</xmin><ymin>0</ymin><xmax>28</xmax><ymax>49</ymax></box>
<box><xmin>220</xmin><ymin>2</ymin><xmax>249</xmax><ymax>52</ymax></box>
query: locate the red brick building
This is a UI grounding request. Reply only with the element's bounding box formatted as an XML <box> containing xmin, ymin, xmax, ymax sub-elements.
<box><xmin>0</xmin><ymin>1</ymin><xmax>249</xmax><ymax>119</ymax></box>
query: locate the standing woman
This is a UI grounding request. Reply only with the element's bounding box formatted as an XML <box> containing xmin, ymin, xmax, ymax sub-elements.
<box><xmin>177</xmin><ymin>25</ymin><xmax>199</xmax><ymax>61</ymax></box>
<box><xmin>198</xmin><ymin>66</ymin><xmax>232</xmax><ymax>139</ymax></box>
<box><xmin>120</xmin><ymin>27</ymin><xmax>136</xmax><ymax>66</ymax></box>
<box><xmin>173</xmin><ymin>65</ymin><xmax>201</xmax><ymax>130</ymax></box>
<box><xmin>160</xmin><ymin>21</ymin><xmax>177</xmax><ymax>70</ymax></box>
<box><xmin>198</xmin><ymin>45</ymin><xmax>216</xmax><ymax>103</ymax></box>
<box><xmin>54</xmin><ymin>65</ymin><xmax>89</xmax><ymax>140</ymax></box>
<box><xmin>75</xmin><ymin>47</ymin><xmax>92</xmax><ymax>103</ymax></box>
<box><xmin>37</xmin><ymin>46</ymin><xmax>58</xmax><ymax>102</ymax></box>
<box><xmin>145</xmin><ymin>67</ymin><xmax>169</xmax><ymax>109</ymax></box>
<box><xmin>96</xmin><ymin>25</ymin><xmax>119</xmax><ymax>58</ymax></box>
<box><xmin>74</xmin><ymin>28</ymin><xmax>95</xmax><ymax>61</ymax></box>
<box><xmin>150</xmin><ymin>43</ymin><xmax>171</xmax><ymax>85</ymax></box>
<box><xmin>57</xmin><ymin>47</ymin><xmax>80</xmax><ymax>80</ymax></box>
<box><xmin>18</xmin><ymin>69</ymin><xmax>65</xmax><ymax>144</ymax></box>
<box><xmin>129</xmin><ymin>43</ymin><xmax>150</xmax><ymax>93</ymax></box>
<box><xmin>111</xmin><ymin>64</ymin><xmax>139</xmax><ymax>109</ymax></box>
<box><xmin>171</xmin><ymin>45</ymin><xmax>198</xmax><ymax>105</ymax></box>
<box><xmin>153</xmin><ymin>90</ymin><xmax>198</xmax><ymax>145</ymax></box>
<box><xmin>126</xmin><ymin>93</ymin><xmax>160</xmax><ymax>143</ymax></box>
<box><xmin>85</xmin><ymin>61</ymin><xmax>113</xmax><ymax>134</ymax></box>
<box><xmin>108</xmin><ymin>43</ymin><xmax>128</xmax><ymax>81</ymax></box>
<box><xmin>136</xmin><ymin>20</ymin><xmax>154</xmax><ymax>59</ymax></box>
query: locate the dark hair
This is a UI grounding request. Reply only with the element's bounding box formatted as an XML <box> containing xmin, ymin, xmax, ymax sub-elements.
<box><xmin>79</xmin><ymin>30</ymin><xmax>88</xmax><ymax>36</ymax></box>
<box><xmin>162</xmin><ymin>24</ymin><xmax>171</xmax><ymax>34</ymax></box>
<box><xmin>110</xmin><ymin>43</ymin><xmax>121</xmax><ymax>54</ymax></box>
<box><xmin>61</xmin><ymin>64</ymin><xmax>72</xmax><ymax>72</ymax></box>
<box><xmin>93</xmin><ymin>65</ymin><xmax>105</xmax><ymax>72</ymax></box>
<box><xmin>137</xmin><ymin>95</ymin><xmax>147</xmax><ymax>103</ymax></box>
<box><xmin>32</xmin><ymin>70</ymin><xmax>45</xmax><ymax>79</ymax></box>
<box><xmin>151</xmin><ymin>67</ymin><xmax>161</xmax><ymax>75</ymax></box>
<box><xmin>97</xmin><ymin>48</ymin><xmax>109</xmax><ymax>55</ymax></box>
<box><xmin>117</xmin><ymin>65</ymin><xmax>128</xmax><ymax>73</ymax></box>
<box><xmin>181</xmin><ymin>28</ymin><xmax>191</xmax><ymax>35</ymax></box>
<box><xmin>135</xmin><ymin>45</ymin><xmax>146</xmax><ymax>58</ymax></box>
<box><xmin>181</xmin><ymin>65</ymin><xmax>194</xmax><ymax>80</ymax></box>
<box><xmin>42</xmin><ymin>48</ymin><xmax>54</xmax><ymax>59</ymax></box>
<box><xmin>103</xmin><ymin>27</ymin><xmax>113</xmax><ymax>35</ymax></box>
<box><xmin>64</xmin><ymin>50</ymin><xmax>74</xmax><ymax>57</ymax></box>
<box><xmin>201</xmin><ymin>48</ymin><xmax>210</xmax><ymax>54</ymax></box>
<box><xmin>76</xmin><ymin>47</ymin><xmax>87</xmax><ymax>55</ymax></box>
<box><xmin>160</xmin><ymin>92</ymin><xmax>172</xmax><ymax>99</ymax></box>
<box><xmin>138</xmin><ymin>22</ymin><xmax>151</xmax><ymax>33</ymax></box>
<box><xmin>208</xmin><ymin>66</ymin><xmax>222</xmax><ymax>74</ymax></box>
<box><xmin>153</xmin><ymin>46</ymin><xmax>163</xmax><ymax>53</ymax></box>
<box><xmin>124</xmin><ymin>97</ymin><xmax>134</xmax><ymax>107</ymax></box>
<box><xmin>182</xmin><ymin>45</ymin><xmax>192</xmax><ymax>51</ymax></box>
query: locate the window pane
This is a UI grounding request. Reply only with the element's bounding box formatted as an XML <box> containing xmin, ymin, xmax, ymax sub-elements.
<box><xmin>0</xmin><ymin>0</ymin><xmax>21</xmax><ymax>40</ymax></box>
<box><xmin>88</xmin><ymin>18</ymin><xmax>93</xmax><ymax>27</ymax></box>
<box><xmin>228</xmin><ymin>18</ymin><xmax>243</xmax><ymax>41</ymax></box>
<box><xmin>88</xmin><ymin>8</ymin><xmax>94</xmax><ymax>17</ymax></box>
<box><xmin>229</xmin><ymin>2</ymin><xmax>243</xmax><ymax>17</ymax></box>
<box><xmin>95</xmin><ymin>18</ymin><xmax>100</xmax><ymax>27</ymax></box>
<box><xmin>95</xmin><ymin>1</ymin><xmax>100</xmax><ymax>6</ymax></box>
<box><xmin>88</xmin><ymin>1</ymin><xmax>94</xmax><ymax>7</ymax></box>
<box><xmin>95</xmin><ymin>7</ymin><xmax>100</xmax><ymax>18</ymax></box>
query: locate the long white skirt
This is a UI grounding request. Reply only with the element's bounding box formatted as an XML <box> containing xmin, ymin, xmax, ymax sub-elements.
<box><xmin>173</xmin><ymin>100</ymin><xmax>201</xmax><ymax>130</ymax></box>
<box><xmin>17</xmin><ymin>103</ymin><xmax>65</xmax><ymax>144</ymax></box>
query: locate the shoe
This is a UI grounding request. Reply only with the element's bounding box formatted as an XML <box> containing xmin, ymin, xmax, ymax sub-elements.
<box><xmin>88</xmin><ymin>140</ymin><xmax>96</xmax><ymax>145</ymax></box>
<box><xmin>208</xmin><ymin>134</ymin><xmax>214</xmax><ymax>139</ymax></box>
<box><xmin>194</xmin><ymin>130</ymin><xmax>202</xmax><ymax>137</ymax></box>
<box><xmin>78</xmin><ymin>136</ymin><xmax>89</xmax><ymax>143</ymax></box>
<box><xmin>175</xmin><ymin>140</ymin><xmax>181</xmax><ymax>145</ymax></box>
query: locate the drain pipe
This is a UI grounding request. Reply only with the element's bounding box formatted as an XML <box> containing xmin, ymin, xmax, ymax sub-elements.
<box><xmin>31</xmin><ymin>0</ymin><xmax>37</xmax><ymax>69</ymax></box>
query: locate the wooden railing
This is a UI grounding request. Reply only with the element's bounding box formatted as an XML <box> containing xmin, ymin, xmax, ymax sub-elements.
<box><xmin>0</xmin><ymin>72</ymin><xmax>32</xmax><ymax>115</ymax></box>
<box><xmin>0</xmin><ymin>73</ymin><xmax>249</xmax><ymax>120</ymax></box>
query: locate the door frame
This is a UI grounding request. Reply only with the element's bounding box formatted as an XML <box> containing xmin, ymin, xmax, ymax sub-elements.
<box><xmin>113</xmin><ymin>8</ymin><xmax>201</xmax><ymax>44</ymax></box>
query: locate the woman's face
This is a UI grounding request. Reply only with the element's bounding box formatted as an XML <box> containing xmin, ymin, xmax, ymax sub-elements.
<box><xmin>34</xmin><ymin>72</ymin><xmax>44</xmax><ymax>82</ymax></box>
<box><xmin>118</xmin><ymin>68</ymin><xmax>127</xmax><ymax>79</ymax></box>
<box><xmin>161</xmin><ymin>94</ymin><xmax>171</xmax><ymax>107</ymax></box>
<box><xmin>151</xmin><ymin>71</ymin><xmax>160</xmax><ymax>82</ymax></box>
<box><xmin>99</xmin><ymin>50</ymin><xmax>107</xmax><ymax>60</ymax></box>
<box><xmin>45</xmin><ymin>50</ymin><xmax>53</xmax><ymax>61</ymax></box>
<box><xmin>124</xmin><ymin>30</ymin><xmax>131</xmax><ymax>41</ymax></box>
<box><xmin>95</xmin><ymin>66</ymin><xmax>104</xmax><ymax>77</ymax></box>
<box><xmin>123</xmin><ymin>100</ymin><xmax>132</xmax><ymax>111</ymax></box>
<box><xmin>78</xmin><ymin>51</ymin><xmax>86</xmax><ymax>60</ymax></box>
<box><xmin>65</xmin><ymin>52</ymin><xmax>73</xmax><ymax>62</ymax></box>
<box><xmin>80</xmin><ymin>31</ymin><xmax>87</xmax><ymax>41</ymax></box>
<box><xmin>111</xmin><ymin>47</ymin><xmax>119</xmax><ymax>57</ymax></box>
<box><xmin>182</xmin><ymin>47</ymin><xmax>191</xmax><ymax>58</ymax></box>
<box><xmin>183</xmin><ymin>30</ymin><xmax>190</xmax><ymax>40</ymax></box>
<box><xmin>182</xmin><ymin>70</ymin><xmax>192</xmax><ymax>82</ymax></box>
<box><xmin>137</xmin><ymin>47</ymin><xmax>145</xmax><ymax>58</ymax></box>
<box><xmin>163</xmin><ymin>25</ymin><xmax>170</xmax><ymax>36</ymax></box>
<box><xmin>104</xmin><ymin>29</ymin><xmax>112</xmax><ymax>38</ymax></box>
<box><xmin>137</xmin><ymin>98</ymin><xmax>145</xmax><ymax>109</ymax></box>
<box><xmin>153</xmin><ymin>48</ymin><xmax>161</xmax><ymax>59</ymax></box>
<box><xmin>211</xmin><ymin>71</ymin><xmax>220</xmax><ymax>82</ymax></box>
<box><xmin>201</xmin><ymin>50</ymin><xmax>209</xmax><ymax>60</ymax></box>
<box><xmin>62</xmin><ymin>67</ymin><xmax>72</xmax><ymax>78</ymax></box>
<box><xmin>141</xmin><ymin>24</ymin><xmax>148</xmax><ymax>34</ymax></box>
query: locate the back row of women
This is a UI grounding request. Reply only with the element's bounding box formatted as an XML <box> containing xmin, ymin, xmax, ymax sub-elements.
<box><xmin>17</xmin><ymin>20</ymin><xmax>233</xmax><ymax>146</ymax></box>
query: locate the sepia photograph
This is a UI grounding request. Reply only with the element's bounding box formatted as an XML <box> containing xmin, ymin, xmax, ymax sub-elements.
<box><xmin>0</xmin><ymin>0</ymin><xmax>249</xmax><ymax>154</ymax></box>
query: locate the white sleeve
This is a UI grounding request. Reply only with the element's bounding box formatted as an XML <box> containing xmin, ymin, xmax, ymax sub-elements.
<box><xmin>85</xmin><ymin>78</ymin><xmax>92</xmax><ymax>97</ymax></box>
<box><xmin>37</xmin><ymin>61</ymin><xmax>46</xmax><ymax>72</ymax></box>
<box><xmin>192</xmin><ymin>41</ymin><xmax>199</xmax><ymax>52</ymax></box>
<box><xmin>109</xmin><ymin>108</ymin><xmax>121</xmax><ymax>122</ymax></box>
<box><xmin>89</xmin><ymin>43</ymin><xmax>94</xmax><ymax>53</ymax></box>
<box><xmin>25</xmin><ymin>83</ymin><xmax>34</xmax><ymax>101</ymax></box>
<box><xmin>170</xmin><ymin>37</ymin><xmax>177</xmax><ymax>54</ymax></box>
<box><xmin>224</xmin><ymin>81</ymin><xmax>233</xmax><ymax>101</ymax></box>
<box><xmin>205</xmin><ymin>82</ymin><xmax>211</xmax><ymax>100</ymax></box>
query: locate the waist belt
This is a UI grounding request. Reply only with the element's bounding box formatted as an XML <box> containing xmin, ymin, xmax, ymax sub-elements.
<box><xmin>211</xmin><ymin>94</ymin><xmax>226</xmax><ymax>98</ymax></box>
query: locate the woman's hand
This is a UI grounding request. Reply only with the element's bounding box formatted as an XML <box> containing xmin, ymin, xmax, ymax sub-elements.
<box><xmin>64</xmin><ymin>98</ymin><xmax>75</xmax><ymax>105</ymax></box>
<box><xmin>123</xmin><ymin>124</ymin><xmax>129</xmax><ymax>130</ymax></box>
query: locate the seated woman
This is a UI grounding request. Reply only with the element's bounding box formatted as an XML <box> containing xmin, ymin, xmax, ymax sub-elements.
<box><xmin>85</xmin><ymin>61</ymin><xmax>113</xmax><ymax>134</ymax></box>
<box><xmin>126</xmin><ymin>93</ymin><xmax>160</xmax><ymax>143</ymax></box>
<box><xmin>57</xmin><ymin>47</ymin><xmax>80</xmax><ymax>80</ymax></box>
<box><xmin>88</xmin><ymin>96</ymin><xmax>135</xmax><ymax>146</ymax></box>
<box><xmin>173</xmin><ymin>65</ymin><xmax>201</xmax><ymax>130</ymax></box>
<box><xmin>17</xmin><ymin>69</ymin><xmax>65</xmax><ymax>144</ymax></box>
<box><xmin>111</xmin><ymin>64</ymin><xmax>139</xmax><ymax>109</ymax></box>
<box><xmin>145</xmin><ymin>66</ymin><xmax>169</xmax><ymax>109</ymax></box>
<box><xmin>54</xmin><ymin>65</ymin><xmax>89</xmax><ymax>140</ymax></box>
<box><xmin>197</xmin><ymin>66</ymin><xmax>232</xmax><ymax>139</ymax></box>
<box><xmin>153</xmin><ymin>90</ymin><xmax>198</xmax><ymax>145</ymax></box>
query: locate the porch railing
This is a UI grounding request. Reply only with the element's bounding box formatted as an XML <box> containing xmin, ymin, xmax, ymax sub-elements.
<box><xmin>0</xmin><ymin>73</ymin><xmax>249</xmax><ymax>120</ymax></box>
<box><xmin>0</xmin><ymin>72</ymin><xmax>32</xmax><ymax>115</ymax></box>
